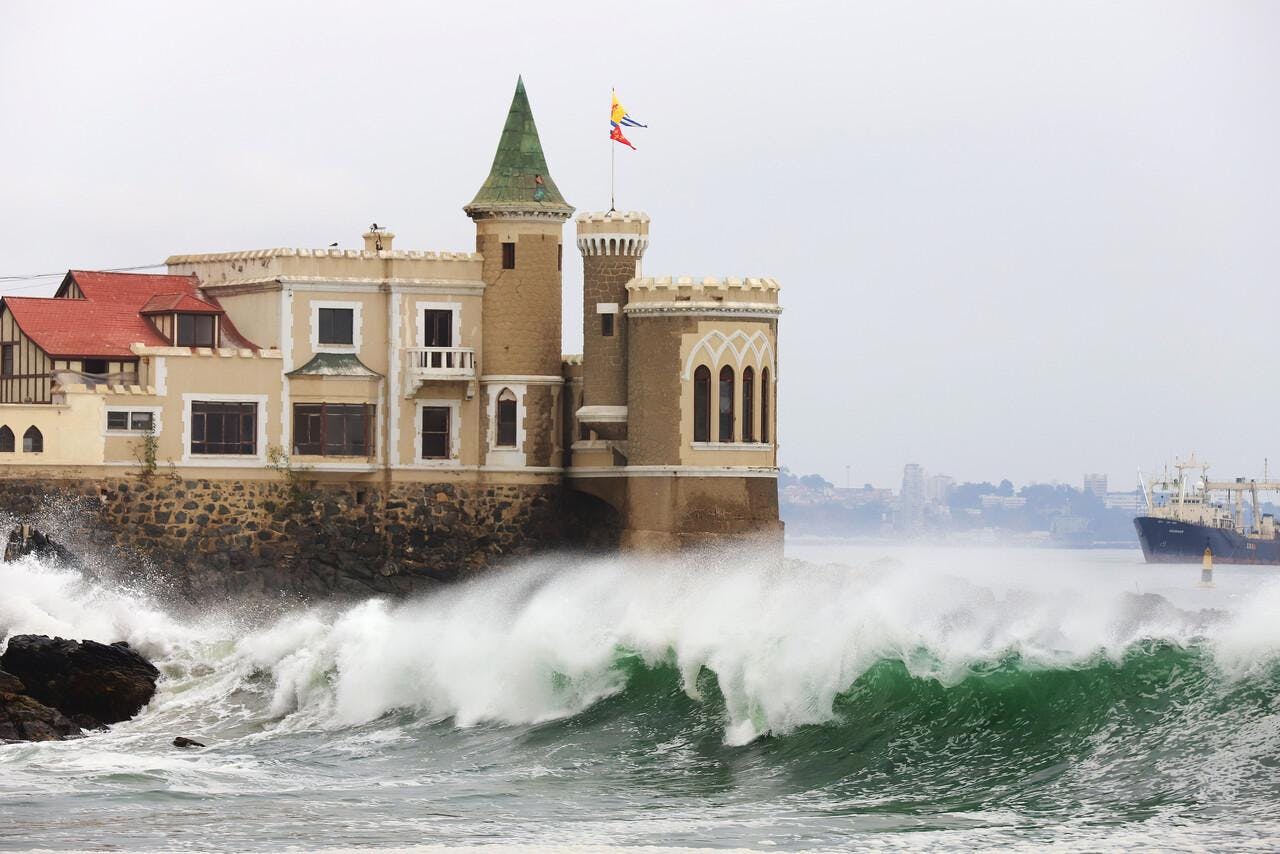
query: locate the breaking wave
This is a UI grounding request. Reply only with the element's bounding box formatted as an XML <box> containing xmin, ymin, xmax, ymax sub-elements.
<box><xmin>3</xmin><ymin>547</ymin><xmax>1280</xmax><ymax>848</ymax></box>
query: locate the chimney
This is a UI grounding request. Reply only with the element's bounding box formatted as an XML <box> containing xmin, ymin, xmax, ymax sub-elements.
<box><xmin>362</xmin><ymin>224</ymin><xmax>394</xmax><ymax>252</ymax></box>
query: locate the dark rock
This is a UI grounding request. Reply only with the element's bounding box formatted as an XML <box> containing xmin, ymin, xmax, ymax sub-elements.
<box><xmin>1</xmin><ymin>635</ymin><xmax>160</xmax><ymax>728</ymax></box>
<box><xmin>172</xmin><ymin>736</ymin><xmax>205</xmax><ymax>748</ymax></box>
<box><xmin>3</xmin><ymin>525</ymin><xmax>73</xmax><ymax>564</ymax></box>
<box><xmin>0</xmin><ymin>691</ymin><xmax>82</xmax><ymax>742</ymax></box>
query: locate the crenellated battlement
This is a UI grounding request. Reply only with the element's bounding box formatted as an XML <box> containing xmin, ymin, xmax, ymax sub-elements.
<box><xmin>576</xmin><ymin>210</ymin><xmax>650</xmax><ymax>257</ymax></box>
<box><xmin>166</xmin><ymin>245</ymin><xmax>485</xmax><ymax>287</ymax></box>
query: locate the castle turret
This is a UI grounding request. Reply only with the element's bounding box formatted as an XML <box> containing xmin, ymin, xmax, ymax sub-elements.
<box><xmin>465</xmin><ymin>77</ymin><xmax>573</xmax><ymax>467</ymax></box>
<box><xmin>575</xmin><ymin>211</ymin><xmax>650</xmax><ymax>440</ymax></box>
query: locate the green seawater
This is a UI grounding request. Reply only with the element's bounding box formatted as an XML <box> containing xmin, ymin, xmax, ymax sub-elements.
<box><xmin>1</xmin><ymin>544</ymin><xmax>1278</xmax><ymax>851</ymax></box>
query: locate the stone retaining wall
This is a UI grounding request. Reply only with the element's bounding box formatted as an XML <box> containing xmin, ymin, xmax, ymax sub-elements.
<box><xmin>0</xmin><ymin>475</ymin><xmax>587</xmax><ymax>601</ymax></box>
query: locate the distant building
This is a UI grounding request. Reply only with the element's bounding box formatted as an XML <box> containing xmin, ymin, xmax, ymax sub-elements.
<box><xmin>1083</xmin><ymin>473</ymin><xmax>1108</xmax><ymax>498</ymax></box>
<box><xmin>899</xmin><ymin>463</ymin><xmax>926</xmax><ymax>532</ymax></box>
<box><xmin>926</xmin><ymin>474</ymin><xmax>954</xmax><ymax>504</ymax></box>
<box><xmin>981</xmin><ymin>494</ymin><xmax>1028</xmax><ymax>510</ymax></box>
<box><xmin>1104</xmin><ymin>491</ymin><xmax>1146</xmax><ymax>514</ymax></box>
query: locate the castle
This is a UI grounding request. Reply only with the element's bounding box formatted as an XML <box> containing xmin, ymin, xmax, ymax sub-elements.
<box><xmin>0</xmin><ymin>79</ymin><xmax>780</xmax><ymax>582</ymax></box>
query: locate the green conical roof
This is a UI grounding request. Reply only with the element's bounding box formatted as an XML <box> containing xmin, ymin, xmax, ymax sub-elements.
<box><xmin>464</xmin><ymin>77</ymin><xmax>573</xmax><ymax>218</ymax></box>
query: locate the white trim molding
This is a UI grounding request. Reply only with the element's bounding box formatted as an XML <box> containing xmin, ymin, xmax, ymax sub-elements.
<box><xmin>690</xmin><ymin>442</ymin><xmax>774</xmax><ymax>452</ymax></box>
<box><xmin>567</xmin><ymin>465</ymin><xmax>778</xmax><ymax>478</ymax></box>
<box><xmin>309</xmin><ymin>299</ymin><xmax>363</xmax><ymax>354</ymax></box>
<box><xmin>180</xmin><ymin>393</ymin><xmax>270</xmax><ymax>466</ymax></box>
<box><xmin>413</xmin><ymin>398</ymin><xmax>463</xmax><ymax>467</ymax></box>
<box><xmin>479</xmin><ymin>374</ymin><xmax>564</xmax><ymax>386</ymax></box>
<box><xmin>577</xmin><ymin>405</ymin><xmax>628</xmax><ymax>423</ymax></box>
<box><xmin>682</xmin><ymin>329</ymin><xmax>776</xmax><ymax>380</ymax></box>
<box><xmin>596</xmin><ymin>302</ymin><xmax>619</xmax><ymax>314</ymax></box>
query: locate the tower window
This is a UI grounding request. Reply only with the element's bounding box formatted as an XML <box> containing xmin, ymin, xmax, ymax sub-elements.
<box><xmin>693</xmin><ymin>366</ymin><xmax>711</xmax><ymax>443</ymax></box>
<box><xmin>0</xmin><ymin>425</ymin><xmax>13</xmax><ymax>452</ymax></box>
<box><xmin>496</xmin><ymin>388</ymin><xmax>518</xmax><ymax>447</ymax></box>
<box><xmin>742</xmin><ymin>366</ymin><xmax>755</xmax><ymax>443</ymax></box>
<box><xmin>23</xmin><ymin>425</ymin><xmax>43</xmax><ymax>453</ymax></box>
<box><xmin>718</xmin><ymin>366</ymin><xmax>735</xmax><ymax>443</ymax></box>
<box><xmin>317</xmin><ymin>308</ymin><xmax>354</xmax><ymax>346</ymax></box>
<box><xmin>1</xmin><ymin>345</ymin><xmax>14</xmax><ymax>377</ymax></box>
<box><xmin>502</xmin><ymin>242</ymin><xmax>516</xmax><ymax>270</ymax></box>
<box><xmin>601</xmin><ymin>313</ymin><xmax>615</xmax><ymax>337</ymax></box>
<box><xmin>82</xmin><ymin>359</ymin><xmax>108</xmax><ymax>375</ymax></box>
<box><xmin>761</xmin><ymin>367</ymin><xmax>770</xmax><ymax>444</ymax></box>
<box><xmin>557</xmin><ymin>244</ymin><xmax>563</xmax><ymax>271</ymax></box>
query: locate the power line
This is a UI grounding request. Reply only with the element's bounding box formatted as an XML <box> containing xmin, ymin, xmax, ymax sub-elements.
<box><xmin>0</xmin><ymin>263</ymin><xmax>166</xmax><ymax>283</ymax></box>
<box><xmin>0</xmin><ymin>263</ymin><xmax>168</xmax><ymax>295</ymax></box>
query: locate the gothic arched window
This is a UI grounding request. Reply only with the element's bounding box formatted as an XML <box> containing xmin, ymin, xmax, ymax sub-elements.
<box><xmin>23</xmin><ymin>425</ymin><xmax>43</xmax><ymax>453</ymax></box>
<box><xmin>742</xmin><ymin>366</ymin><xmax>755</xmax><ymax>443</ymax></box>
<box><xmin>761</xmin><ymin>368</ymin><xmax>770</xmax><ymax>444</ymax></box>
<box><xmin>693</xmin><ymin>366</ymin><xmax>711</xmax><ymax>443</ymax></box>
<box><xmin>718</xmin><ymin>365</ymin><xmax>735</xmax><ymax>443</ymax></box>
<box><xmin>496</xmin><ymin>388</ymin><xmax>518</xmax><ymax>447</ymax></box>
<box><xmin>0</xmin><ymin>426</ymin><xmax>13</xmax><ymax>453</ymax></box>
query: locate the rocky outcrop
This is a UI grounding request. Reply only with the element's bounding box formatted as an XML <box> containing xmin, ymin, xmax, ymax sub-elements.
<box><xmin>0</xmin><ymin>669</ymin><xmax>83</xmax><ymax>742</ymax></box>
<box><xmin>2</xmin><ymin>524</ymin><xmax>73</xmax><ymax>564</ymax></box>
<box><xmin>0</xmin><ymin>636</ymin><xmax>159</xmax><ymax>736</ymax></box>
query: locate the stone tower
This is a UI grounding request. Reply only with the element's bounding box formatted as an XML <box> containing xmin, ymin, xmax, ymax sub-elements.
<box><xmin>465</xmin><ymin>77</ymin><xmax>574</xmax><ymax>468</ymax></box>
<box><xmin>575</xmin><ymin>211</ymin><xmax>650</xmax><ymax>442</ymax></box>
<box><xmin>566</xmin><ymin>208</ymin><xmax>783</xmax><ymax>551</ymax></box>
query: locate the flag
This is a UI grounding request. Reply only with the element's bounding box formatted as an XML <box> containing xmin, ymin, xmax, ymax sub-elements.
<box><xmin>610</xmin><ymin>89</ymin><xmax>646</xmax><ymax>149</ymax></box>
<box><xmin>611</xmin><ymin>90</ymin><xmax>647</xmax><ymax>128</ymax></box>
<box><xmin>610</xmin><ymin>124</ymin><xmax>636</xmax><ymax>150</ymax></box>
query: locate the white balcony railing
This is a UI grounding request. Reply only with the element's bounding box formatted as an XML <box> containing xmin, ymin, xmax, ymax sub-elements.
<box><xmin>404</xmin><ymin>347</ymin><xmax>476</xmax><ymax>382</ymax></box>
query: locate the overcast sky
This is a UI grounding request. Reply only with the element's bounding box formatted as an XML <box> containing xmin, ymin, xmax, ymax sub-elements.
<box><xmin>2</xmin><ymin>1</ymin><xmax>1276</xmax><ymax>489</ymax></box>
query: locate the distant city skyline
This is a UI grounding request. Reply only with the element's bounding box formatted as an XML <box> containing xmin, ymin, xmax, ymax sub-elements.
<box><xmin>2</xmin><ymin>1</ymin><xmax>1276</xmax><ymax>488</ymax></box>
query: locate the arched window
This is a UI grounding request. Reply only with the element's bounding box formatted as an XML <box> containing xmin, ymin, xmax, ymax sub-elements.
<box><xmin>22</xmin><ymin>426</ymin><xmax>43</xmax><ymax>453</ymax></box>
<box><xmin>496</xmin><ymin>388</ymin><xmax>518</xmax><ymax>447</ymax></box>
<box><xmin>742</xmin><ymin>367</ymin><xmax>755</xmax><ymax>443</ymax></box>
<box><xmin>761</xmin><ymin>368</ymin><xmax>770</xmax><ymax>444</ymax></box>
<box><xmin>0</xmin><ymin>426</ymin><xmax>13</xmax><ymax>453</ymax></box>
<box><xmin>718</xmin><ymin>365</ymin><xmax>735</xmax><ymax>443</ymax></box>
<box><xmin>693</xmin><ymin>366</ymin><xmax>711</xmax><ymax>443</ymax></box>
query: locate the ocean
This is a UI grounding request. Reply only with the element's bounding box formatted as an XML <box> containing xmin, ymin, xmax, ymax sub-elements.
<box><xmin>1</xmin><ymin>541</ymin><xmax>1278</xmax><ymax>852</ymax></box>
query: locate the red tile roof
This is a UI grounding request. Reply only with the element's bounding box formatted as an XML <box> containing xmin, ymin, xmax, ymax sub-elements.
<box><xmin>139</xmin><ymin>292</ymin><xmax>221</xmax><ymax>315</ymax></box>
<box><xmin>0</xmin><ymin>270</ymin><xmax>255</xmax><ymax>358</ymax></box>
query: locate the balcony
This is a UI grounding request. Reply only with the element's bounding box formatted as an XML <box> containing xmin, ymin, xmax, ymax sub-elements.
<box><xmin>404</xmin><ymin>347</ymin><xmax>476</xmax><ymax>392</ymax></box>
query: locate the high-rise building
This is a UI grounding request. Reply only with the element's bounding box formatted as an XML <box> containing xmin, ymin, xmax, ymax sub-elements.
<box><xmin>1083</xmin><ymin>473</ymin><xmax>1108</xmax><ymax>498</ymax></box>
<box><xmin>900</xmin><ymin>463</ymin><xmax>926</xmax><ymax>533</ymax></box>
<box><xmin>926</xmin><ymin>474</ymin><xmax>954</xmax><ymax>504</ymax></box>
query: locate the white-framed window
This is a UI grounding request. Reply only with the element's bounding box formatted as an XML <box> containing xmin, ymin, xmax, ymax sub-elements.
<box><xmin>104</xmin><ymin>407</ymin><xmax>161</xmax><ymax>436</ymax></box>
<box><xmin>484</xmin><ymin>383</ymin><xmax>526</xmax><ymax>467</ymax></box>
<box><xmin>414</xmin><ymin>301</ymin><xmax>462</xmax><ymax>348</ymax></box>
<box><xmin>413</xmin><ymin>399</ymin><xmax>461</xmax><ymax>466</ymax></box>
<box><xmin>180</xmin><ymin>393</ymin><xmax>269</xmax><ymax>465</ymax></box>
<box><xmin>310</xmin><ymin>300</ymin><xmax>363</xmax><ymax>353</ymax></box>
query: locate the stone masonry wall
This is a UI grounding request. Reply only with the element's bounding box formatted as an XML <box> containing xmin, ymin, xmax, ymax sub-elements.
<box><xmin>0</xmin><ymin>475</ymin><xmax>569</xmax><ymax>602</ymax></box>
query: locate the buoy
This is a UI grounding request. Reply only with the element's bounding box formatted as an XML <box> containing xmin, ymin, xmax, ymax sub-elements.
<box><xmin>1200</xmin><ymin>546</ymin><xmax>1214</xmax><ymax>588</ymax></box>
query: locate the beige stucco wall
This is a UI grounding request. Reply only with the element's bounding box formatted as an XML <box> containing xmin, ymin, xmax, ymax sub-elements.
<box><xmin>0</xmin><ymin>394</ymin><xmax>105</xmax><ymax>466</ymax></box>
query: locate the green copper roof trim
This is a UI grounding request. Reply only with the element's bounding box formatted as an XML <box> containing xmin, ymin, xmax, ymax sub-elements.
<box><xmin>286</xmin><ymin>352</ymin><xmax>382</xmax><ymax>378</ymax></box>
<box><xmin>464</xmin><ymin>77</ymin><xmax>574</xmax><ymax>217</ymax></box>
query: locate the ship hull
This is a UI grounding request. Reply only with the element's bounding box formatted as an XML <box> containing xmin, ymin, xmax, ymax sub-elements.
<box><xmin>1134</xmin><ymin>516</ymin><xmax>1280</xmax><ymax>565</ymax></box>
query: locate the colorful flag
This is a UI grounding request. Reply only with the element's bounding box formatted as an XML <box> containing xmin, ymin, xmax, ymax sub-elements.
<box><xmin>610</xmin><ymin>89</ymin><xmax>646</xmax><ymax>149</ymax></box>
<box><xmin>610</xmin><ymin>124</ymin><xmax>636</xmax><ymax>150</ymax></box>
<box><xmin>611</xmin><ymin>90</ymin><xmax>647</xmax><ymax>129</ymax></box>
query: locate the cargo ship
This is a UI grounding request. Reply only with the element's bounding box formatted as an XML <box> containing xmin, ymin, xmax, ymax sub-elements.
<box><xmin>1134</xmin><ymin>456</ymin><xmax>1280</xmax><ymax>565</ymax></box>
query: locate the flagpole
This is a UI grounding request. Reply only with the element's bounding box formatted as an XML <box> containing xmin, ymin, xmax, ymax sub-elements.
<box><xmin>610</xmin><ymin>141</ymin><xmax>616</xmax><ymax>212</ymax></box>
